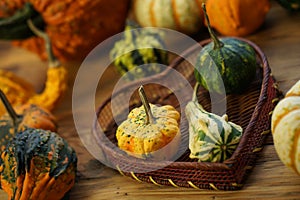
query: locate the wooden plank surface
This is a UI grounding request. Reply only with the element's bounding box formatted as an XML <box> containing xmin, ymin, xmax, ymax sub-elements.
<box><xmin>0</xmin><ymin>1</ymin><xmax>300</xmax><ymax>199</ymax></box>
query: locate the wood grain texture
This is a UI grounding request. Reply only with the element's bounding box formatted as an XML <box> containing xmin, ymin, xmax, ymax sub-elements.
<box><xmin>0</xmin><ymin>1</ymin><xmax>300</xmax><ymax>199</ymax></box>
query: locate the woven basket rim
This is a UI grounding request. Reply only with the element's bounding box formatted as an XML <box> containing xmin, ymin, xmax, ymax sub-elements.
<box><xmin>92</xmin><ymin>37</ymin><xmax>277</xmax><ymax>190</ymax></box>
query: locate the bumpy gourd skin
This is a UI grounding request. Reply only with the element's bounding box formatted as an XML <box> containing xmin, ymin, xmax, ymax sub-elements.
<box><xmin>110</xmin><ymin>22</ymin><xmax>169</xmax><ymax>81</ymax></box>
<box><xmin>0</xmin><ymin>103</ymin><xmax>57</xmax><ymax>152</ymax></box>
<box><xmin>0</xmin><ymin>128</ymin><xmax>77</xmax><ymax>200</ymax></box>
<box><xmin>0</xmin><ymin>0</ymin><xmax>130</xmax><ymax>61</ymax></box>
<box><xmin>116</xmin><ymin>103</ymin><xmax>180</xmax><ymax>160</ymax></box>
<box><xmin>195</xmin><ymin>38</ymin><xmax>257</xmax><ymax>94</ymax></box>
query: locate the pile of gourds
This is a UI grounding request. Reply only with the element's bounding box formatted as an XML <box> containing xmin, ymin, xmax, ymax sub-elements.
<box><xmin>0</xmin><ymin>0</ymin><xmax>130</xmax><ymax>62</ymax></box>
<box><xmin>115</xmin><ymin>4</ymin><xmax>255</xmax><ymax>162</ymax></box>
<box><xmin>0</xmin><ymin>19</ymin><xmax>78</xmax><ymax>199</ymax></box>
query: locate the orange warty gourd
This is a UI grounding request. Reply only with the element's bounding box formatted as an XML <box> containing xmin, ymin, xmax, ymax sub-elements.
<box><xmin>0</xmin><ymin>0</ymin><xmax>130</xmax><ymax>62</ymax></box>
<box><xmin>205</xmin><ymin>0</ymin><xmax>271</xmax><ymax>36</ymax></box>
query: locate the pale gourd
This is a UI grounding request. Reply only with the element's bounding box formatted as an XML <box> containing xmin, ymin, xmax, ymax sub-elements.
<box><xmin>271</xmin><ymin>80</ymin><xmax>300</xmax><ymax>175</ymax></box>
<box><xmin>132</xmin><ymin>0</ymin><xmax>204</xmax><ymax>34</ymax></box>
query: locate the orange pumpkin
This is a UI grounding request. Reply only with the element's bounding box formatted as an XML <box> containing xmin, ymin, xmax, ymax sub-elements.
<box><xmin>205</xmin><ymin>0</ymin><xmax>271</xmax><ymax>36</ymax></box>
<box><xmin>0</xmin><ymin>0</ymin><xmax>130</xmax><ymax>62</ymax></box>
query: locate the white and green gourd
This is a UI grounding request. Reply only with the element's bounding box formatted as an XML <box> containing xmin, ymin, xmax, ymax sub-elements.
<box><xmin>185</xmin><ymin>83</ymin><xmax>243</xmax><ymax>162</ymax></box>
<box><xmin>271</xmin><ymin>80</ymin><xmax>300</xmax><ymax>175</ymax></box>
<box><xmin>110</xmin><ymin>21</ymin><xmax>168</xmax><ymax>81</ymax></box>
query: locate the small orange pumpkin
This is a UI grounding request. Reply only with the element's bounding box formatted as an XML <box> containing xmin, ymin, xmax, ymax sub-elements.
<box><xmin>205</xmin><ymin>0</ymin><xmax>271</xmax><ymax>36</ymax></box>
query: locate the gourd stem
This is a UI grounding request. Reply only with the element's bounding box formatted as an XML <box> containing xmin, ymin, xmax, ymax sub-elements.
<box><xmin>27</xmin><ymin>19</ymin><xmax>60</xmax><ymax>68</ymax></box>
<box><xmin>138</xmin><ymin>85</ymin><xmax>154</xmax><ymax>124</ymax></box>
<box><xmin>0</xmin><ymin>2</ymin><xmax>44</xmax><ymax>40</ymax></box>
<box><xmin>202</xmin><ymin>3</ymin><xmax>224</xmax><ymax>50</ymax></box>
<box><xmin>193</xmin><ymin>82</ymin><xmax>200</xmax><ymax>102</ymax></box>
<box><xmin>0</xmin><ymin>90</ymin><xmax>22</xmax><ymax>127</ymax></box>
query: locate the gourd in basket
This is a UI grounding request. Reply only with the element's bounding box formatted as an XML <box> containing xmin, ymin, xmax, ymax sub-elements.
<box><xmin>195</xmin><ymin>4</ymin><xmax>257</xmax><ymax>94</ymax></box>
<box><xmin>0</xmin><ymin>0</ymin><xmax>130</xmax><ymax>61</ymax></box>
<box><xmin>0</xmin><ymin>20</ymin><xmax>67</xmax><ymax>116</ymax></box>
<box><xmin>116</xmin><ymin>86</ymin><xmax>181</xmax><ymax>160</ymax></box>
<box><xmin>271</xmin><ymin>80</ymin><xmax>300</xmax><ymax>175</ymax></box>
<box><xmin>185</xmin><ymin>83</ymin><xmax>243</xmax><ymax>162</ymax></box>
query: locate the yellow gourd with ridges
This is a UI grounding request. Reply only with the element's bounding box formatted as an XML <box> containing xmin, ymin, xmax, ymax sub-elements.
<box><xmin>116</xmin><ymin>86</ymin><xmax>181</xmax><ymax>160</ymax></box>
<box><xmin>271</xmin><ymin>80</ymin><xmax>300</xmax><ymax>175</ymax></box>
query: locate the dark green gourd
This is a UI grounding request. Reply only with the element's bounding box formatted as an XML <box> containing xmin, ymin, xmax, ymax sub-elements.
<box><xmin>110</xmin><ymin>21</ymin><xmax>168</xmax><ymax>81</ymax></box>
<box><xmin>194</xmin><ymin>4</ymin><xmax>257</xmax><ymax>94</ymax></box>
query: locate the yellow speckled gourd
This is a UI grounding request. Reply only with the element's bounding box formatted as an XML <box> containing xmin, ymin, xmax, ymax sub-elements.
<box><xmin>0</xmin><ymin>20</ymin><xmax>67</xmax><ymax>116</ymax></box>
<box><xmin>116</xmin><ymin>86</ymin><xmax>181</xmax><ymax>160</ymax></box>
<box><xmin>271</xmin><ymin>80</ymin><xmax>300</xmax><ymax>175</ymax></box>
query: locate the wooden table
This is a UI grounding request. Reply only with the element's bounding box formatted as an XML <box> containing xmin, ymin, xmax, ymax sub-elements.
<box><xmin>0</xmin><ymin>1</ymin><xmax>300</xmax><ymax>199</ymax></box>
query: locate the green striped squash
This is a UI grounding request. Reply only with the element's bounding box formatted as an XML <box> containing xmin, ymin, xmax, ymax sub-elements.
<box><xmin>195</xmin><ymin>4</ymin><xmax>257</xmax><ymax>94</ymax></box>
<box><xmin>185</xmin><ymin>83</ymin><xmax>243</xmax><ymax>162</ymax></box>
<box><xmin>110</xmin><ymin>21</ymin><xmax>168</xmax><ymax>81</ymax></box>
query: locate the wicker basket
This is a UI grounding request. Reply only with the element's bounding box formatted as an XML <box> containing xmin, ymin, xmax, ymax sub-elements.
<box><xmin>93</xmin><ymin>37</ymin><xmax>280</xmax><ymax>190</ymax></box>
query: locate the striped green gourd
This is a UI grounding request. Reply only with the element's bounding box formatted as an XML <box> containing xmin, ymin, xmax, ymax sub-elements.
<box><xmin>194</xmin><ymin>4</ymin><xmax>257</xmax><ymax>94</ymax></box>
<box><xmin>110</xmin><ymin>21</ymin><xmax>168</xmax><ymax>81</ymax></box>
<box><xmin>185</xmin><ymin>83</ymin><xmax>243</xmax><ymax>162</ymax></box>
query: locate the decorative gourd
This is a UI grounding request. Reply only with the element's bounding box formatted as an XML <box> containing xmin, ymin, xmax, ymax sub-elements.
<box><xmin>0</xmin><ymin>89</ymin><xmax>57</xmax><ymax>151</ymax></box>
<box><xmin>0</xmin><ymin>128</ymin><xmax>77</xmax><ymax>200</ymax></box>
<box><xmin>110</xmin><ymin>21</ymin><xmax>169</xmax><ymax>81</ymax></box>
<box><xmin>116</xmin><ymin>85</ymin><xmax>181</xmax><ymax>160</ymax></box>
<box><xmin>0</xmin><ymin>20</ymin><xmax>67</xmax><ymax>116</ymax></box>
<box><xmin>276</xmin><ymin>0</ymin><xmax>300</xmax><ymax>11</ymax></box>
<box><xmin>0</xmin><ymin>90</ymin><xmax>77</xmax><ymax>199</ymax></box>
<box><xmin>271</xmin><ymin>80</ymin><xmax>300</xmax><ymax>175</ymax></box>
<box><xmin>132</xmin><ymin>0</ymin><xmax>204</xmax><ymax>34</ymax></box>
<box><xmin>185</xmin><ymin>83</ymin><xmax>243</xmax><ymax>162</ymax></box>
<box><xmin>194</xmin><ymin>4</ymin><xmax>257</xmax><ymax>94</ymax></box>
<box><xmin>205</xmin><ymin>0</ymin><xmax>270</xmax><ymax>36</ymax></box>
<box><xmin>0</xmin><ymin>0</ymin><xmax>130</xmax><ymax>61</ymax></box>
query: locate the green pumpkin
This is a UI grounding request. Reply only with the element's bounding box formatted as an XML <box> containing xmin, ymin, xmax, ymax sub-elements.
<box><xmin>110</xmin><ymin>21</ymin><xmax>169</xmax><ymax>81</ymax></box>
<box><xmin>185</xmin><ymin>83</ymin><xmax>243</xmax><ymax>162</ymax></box>
<box><xmin>194</xmin><ymin>4</ymin><xmax>257</xmax><ymax>94</ymax></box>
<box><xmin>276</xmin><ymin>0</ymin><xmax>300</xmax><ymax>11</ymax></box>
